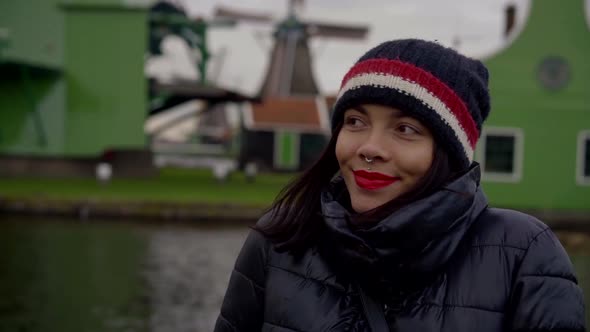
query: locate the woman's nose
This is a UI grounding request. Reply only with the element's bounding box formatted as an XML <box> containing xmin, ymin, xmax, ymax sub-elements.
<box><xmin>356</xmin><ymin>131</ymin><xmax>390</xmax><ymax>162</ymax></box>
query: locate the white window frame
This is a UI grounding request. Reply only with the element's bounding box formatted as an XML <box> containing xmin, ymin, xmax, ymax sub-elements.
<box><xmin>576</xmin><ymin>130</ymin><xmax>590</xmax><ymax>186</ymax></box>
<box><xmin>476</xmin><ymin>127</ymin><xmax>524</xmax><ymax>183</ymax></box>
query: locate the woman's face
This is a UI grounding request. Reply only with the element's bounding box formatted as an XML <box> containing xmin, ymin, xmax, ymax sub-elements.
<box><xmin>335</xmin><ymin>104</ymin><xmax>435</xmax><ymax>213</ymax></box>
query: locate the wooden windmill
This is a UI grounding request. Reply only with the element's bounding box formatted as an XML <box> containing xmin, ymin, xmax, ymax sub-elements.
<box><xmin>215</xmin><ymin>0</ymin><xmax>368</xmax><ymax>97</ymax></box>
<box><xmin>215</xmin><ymin>0</ymin><xmax>369</xmax><ymax>172</ymax></box>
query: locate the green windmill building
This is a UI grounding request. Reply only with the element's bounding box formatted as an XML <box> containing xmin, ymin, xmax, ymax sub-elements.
<box><xmin>0</xmin><ymin>0</ymin><xmax>245</xmax><ymax>177</ymax></box>
<box><xmin>478</xmin><ymin>0</ymin><xmax>590</xmax><ymax>222</ymax></box>
<box><xmin>0</xmin><ymin>0</ymin><xmax>152</xmax><ymax>175</ymax></box>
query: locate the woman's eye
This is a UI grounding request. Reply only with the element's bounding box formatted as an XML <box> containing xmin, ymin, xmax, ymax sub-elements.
<box><xmin>344</xmin><ymin>117</ymin><xmax>364</xmax><ymax>127</ymax></box>
<box><xmin>398</xmin><ymin>124</ymin><xmax>419</xmax><ymax>135</ymax></box>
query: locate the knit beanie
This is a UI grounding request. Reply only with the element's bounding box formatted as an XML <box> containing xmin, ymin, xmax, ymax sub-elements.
<box><xmin>331</xmin><ymin>39</ymin><xmax>491</xmax><ymax>170</ymax></box>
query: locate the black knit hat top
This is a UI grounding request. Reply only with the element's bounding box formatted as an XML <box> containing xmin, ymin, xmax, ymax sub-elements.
<box><xmin>331</xmin><ymin>39</ymin><xmax>491</xmax><ymax>169</ymax></box>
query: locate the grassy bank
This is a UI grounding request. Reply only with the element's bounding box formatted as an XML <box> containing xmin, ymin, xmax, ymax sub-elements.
<box><xmin>0</xmin><ymin>168</ymin><xmax>294</xmax><ymax>205</ymax></box>
<box><xmin>0</xmin><ymin>168</ymin><xmax>296</xmax><ymax>221</ymax></box>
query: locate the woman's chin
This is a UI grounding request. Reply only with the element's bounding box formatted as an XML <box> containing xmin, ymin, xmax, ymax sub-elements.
<box><xmin>350</xmin><ymin>200</ymin><xmax>381</xmax><ymax>214</ymax></box>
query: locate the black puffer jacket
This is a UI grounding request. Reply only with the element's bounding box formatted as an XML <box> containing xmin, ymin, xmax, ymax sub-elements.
<box><xmin>215</xmin><ymin>166</ymin><xmax>585</xmax><ymax>331</ymax></box>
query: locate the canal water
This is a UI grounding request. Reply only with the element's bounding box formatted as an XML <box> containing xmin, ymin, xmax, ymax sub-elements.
<box><xmin>0</xmin><ymin>217</ymin><xmax>589</xmax><ymax>331</ymax></box>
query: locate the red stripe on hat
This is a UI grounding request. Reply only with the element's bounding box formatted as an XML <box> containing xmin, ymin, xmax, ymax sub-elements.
<box><xmin>340</xmin><ymin>58</ymin><xmax>479</xmax><ymax>147</ymax></box>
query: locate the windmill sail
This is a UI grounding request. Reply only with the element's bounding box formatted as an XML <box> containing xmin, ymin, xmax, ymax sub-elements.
<box><xmin>214</xmin><ymin>2</ymin><xmax>368</xmax><ymax>97</ymax></box>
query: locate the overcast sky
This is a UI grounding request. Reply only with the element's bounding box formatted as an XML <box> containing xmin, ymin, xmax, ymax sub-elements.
<box><xmin>158</xmin><ymin>0</ymin><xmax>588</xmax><ymax>96</ymax></box>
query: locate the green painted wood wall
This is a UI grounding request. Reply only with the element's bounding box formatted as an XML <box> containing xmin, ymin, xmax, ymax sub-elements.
<box><xmin>482</xmin><ymin>0</ymin><xmax>590</xmax><ymax>211</ymax></box>
<box><xmin>63</xmin><ymin>4</ymin><xmax>148</xmax><ymax>155</ymax></box>
<box><xmin>0</xmin><ymin>0</ymin><xmax>149</xmax><ymax>157</ymax></box>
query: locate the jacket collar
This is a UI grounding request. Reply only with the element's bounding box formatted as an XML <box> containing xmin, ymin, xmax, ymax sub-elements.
<box><xmin>320</xmin><ymin>164</ymin><xmax>488</xmax><ymax>276</ymax></box>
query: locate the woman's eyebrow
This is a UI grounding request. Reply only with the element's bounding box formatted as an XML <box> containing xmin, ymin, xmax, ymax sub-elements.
<box><xmin>395</xmin><ymin>113</ymin><xmax>411</xmax><ymax>120</ymax></box>
<box><xmin>351</xmin><ymin>105</ymin><xmax>368</xmax><ymax>114</ymax></box>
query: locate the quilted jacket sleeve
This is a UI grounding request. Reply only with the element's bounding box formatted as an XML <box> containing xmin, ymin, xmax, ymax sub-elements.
<box><xmin>508</xmin><ymin>228</ymin><xmax>586</xmax><ymax>332</ymax></box>
<box><xmin>214</xmin><ymin>230</ymin><xmax>269</xmax><ymax>332</ymax></box>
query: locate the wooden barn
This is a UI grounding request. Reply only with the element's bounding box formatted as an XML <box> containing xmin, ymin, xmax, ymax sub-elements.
<box><xmin>239</xmin><ymin>96</ymin><xmax>332</xmax><ymax>171</ymax></box>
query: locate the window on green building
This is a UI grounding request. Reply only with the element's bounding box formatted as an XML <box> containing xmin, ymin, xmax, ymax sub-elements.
<box><xmin>484</xmin><ymin>135</ymin><xmax>515</xmax><ymax>173</ymax></box>
<box><xmin>577</xmin><ymin>131</ymin><xmax>590</xmax><ymax>185</ymax></box>
<box><xmin>478</xmin><ymin>128</ymin><xmax>523</xmax><ymax>182</ymax></box>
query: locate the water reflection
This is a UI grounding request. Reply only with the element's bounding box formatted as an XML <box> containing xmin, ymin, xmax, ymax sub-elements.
<box><xmin>0</xmin><ymin>218</ymin><xmax>248</xmax><ymax>332</ymax></box>
<box><xmin>0</xmin><ymin>218</ymin><xmax>151</xmax><ymax>332</ymax></box>
<box><xmin>144</xmin><ymin>225</ymin><xmax>247</xmax><ymax>332</ymax></box>
<box><xmin>0</xmin><ymin>217</ymin><xmax>588</xmax><ymax>331</ymax></box>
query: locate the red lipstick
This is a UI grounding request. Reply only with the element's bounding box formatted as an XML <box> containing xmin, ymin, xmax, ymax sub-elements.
<box><xmin>353</xmin><ymin>170</ymin><xmax>400</xmax><ymax>190</ymax></box>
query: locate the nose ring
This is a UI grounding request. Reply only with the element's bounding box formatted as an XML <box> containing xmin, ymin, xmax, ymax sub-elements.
<box><xmin>364</xmin><ymin>156</ymin><xmax>373</xmax><ymax>164</ymax></box>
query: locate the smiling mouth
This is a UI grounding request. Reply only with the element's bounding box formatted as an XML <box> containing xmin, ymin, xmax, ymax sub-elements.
<box><xmin>353</xmin><ymin>170</ymin><xmax>401</xmax><ymax>190</ymax></box>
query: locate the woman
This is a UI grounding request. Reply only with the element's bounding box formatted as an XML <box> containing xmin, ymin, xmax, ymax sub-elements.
<box><xmin>214</xmin><ymin>39</ymin><xmax>585</xmax><ymax>331</ymax></box>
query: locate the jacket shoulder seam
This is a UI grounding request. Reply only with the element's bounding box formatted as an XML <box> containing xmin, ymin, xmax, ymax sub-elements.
<box><xmin>234</xmin><ymin>267</ymin><xmax>265</xmax><ymax>291</ymax></box>
<box><xmin>528</xmin><ymin>227</ymin><xmax>551</xmax><ymax>245</ymax></box>
<box><xmin>518</xmin><ymin>227</ymin><xmax>551</xmax><ymax>265</ymax></box>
